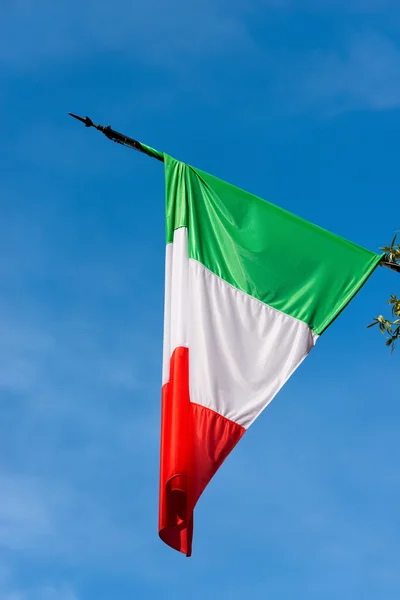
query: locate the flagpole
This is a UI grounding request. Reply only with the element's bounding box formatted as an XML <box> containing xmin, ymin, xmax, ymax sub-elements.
<box><xmin>381</xmin><ymin>261</ymin><xmax>400</xmax><ymax>273</ymax></box>
<box><xmin>68</xmin><ymin>113</ymin><xmax>164</xmax><ymax>162</ymax></box>
<box><xmin>68</xmin><ymin>112</ymin><xmax>399</xmax><ymax>275</ymax></box>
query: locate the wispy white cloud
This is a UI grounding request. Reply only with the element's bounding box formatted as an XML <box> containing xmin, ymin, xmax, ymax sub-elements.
<box><xmin>309</xmin><ymin>0</ymin><xmax>399</xmax><ymax>11</ymax></box>
<box><xmin>254</xmin><ymin>0</ymin><xmax>400</xmax><ymax>11</ymax></box>
<box><xmin>0</xmin><ymin>473</ymin><xmax>52</xmax><ymax>551</ymax></box>
<box><xmin>285</xmin><ymin>31</ymin><xmax>400</xmax><ymax>114</ymax></box>
<box><xmin>0</xmin><ymin>561</ymin><xmax>77</xmax><ymax>600</ymax></box>
<box><xmin>0</xmin><ymin>194</ymin><xmax>163</xmax><ymax>581</ymax></box>
<box><xmin>1</xmin><ymin>577</ymin><xmax>77</xmax><ymax>600</ymax></box>
<box><xmin>1</xmin><ymin>0</ymin><xmax>255</xmax><ymax>70</ymax></box>
<box><xmin>4</xmin><ymin>0</ymin><xmax>400</xmax><ymax>123</ymax></box>
<box><xmin>0</xmin><ymin>461</ymin><xmax>159</xmax><ymax>571</ymax></box>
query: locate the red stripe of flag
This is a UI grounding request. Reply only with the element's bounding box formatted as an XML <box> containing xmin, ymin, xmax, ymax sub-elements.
<box><xmin>159</xmin><ymin>347</ymin><xmax>245</xmax><ymax>556</ymax></box>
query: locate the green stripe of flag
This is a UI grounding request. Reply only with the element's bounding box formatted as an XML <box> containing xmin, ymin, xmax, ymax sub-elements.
<box><xmin>164</xmin><ymin>154</ymin><xmax>382</xmax><ymax>335</ymax></box>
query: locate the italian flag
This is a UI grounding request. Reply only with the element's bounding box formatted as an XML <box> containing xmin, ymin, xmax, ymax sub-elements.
<box><xmin>157</xmin><ymin>151</ymin><xmax>381</xmax><ymax>556</ymax></box>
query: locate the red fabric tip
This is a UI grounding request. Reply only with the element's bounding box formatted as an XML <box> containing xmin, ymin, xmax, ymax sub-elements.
<box><xmin>159</xmin><ymin>347</ymin><xmax>245</xmax><ymax>556</ymax></box>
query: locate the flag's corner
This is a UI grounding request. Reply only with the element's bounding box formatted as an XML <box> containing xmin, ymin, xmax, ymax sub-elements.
<box><xmin>315</xmin><ymin>251</ymin><xmax>384</xmax><ymax>336</ymax></box>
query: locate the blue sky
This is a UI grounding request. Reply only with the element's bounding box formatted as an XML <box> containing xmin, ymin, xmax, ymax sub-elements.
<box><xmin>1</xmin><ymin>1</ymin><xmax>399</xmax><ymax>598</ymax></box>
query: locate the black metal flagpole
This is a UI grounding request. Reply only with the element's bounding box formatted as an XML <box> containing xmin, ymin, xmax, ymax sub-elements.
<box><xmin>68</xmin><ymin>112</ymin><xmax>164</xmax><ymax>162</ymax></box>
<box><xmin>68</xmin><ymin>112</ymin><xmax>400</xmax><ymax>274</ymax></box>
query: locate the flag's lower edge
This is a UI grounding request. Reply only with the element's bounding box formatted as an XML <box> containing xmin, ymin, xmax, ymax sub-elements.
<box><xmin>159</xmin><ymin>347</ymin><xmax>245</xmax><ymax>556</ymax></box>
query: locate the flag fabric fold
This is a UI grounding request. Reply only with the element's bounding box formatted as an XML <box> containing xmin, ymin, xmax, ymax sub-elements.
<box><xmin>158</xmin><ymin>153</ymin><xmax>382</xmax><ymax>556</ymax></box>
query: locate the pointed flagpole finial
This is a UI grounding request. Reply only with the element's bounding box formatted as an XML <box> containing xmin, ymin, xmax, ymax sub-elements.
<box><xmin>68</xmin><ymin>113</ymin><xmax>95</xmax><ymax>128</ymax></box>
